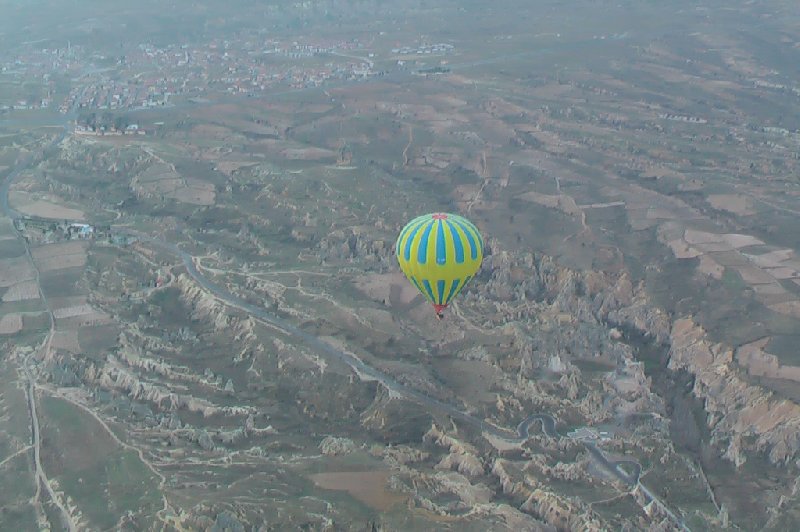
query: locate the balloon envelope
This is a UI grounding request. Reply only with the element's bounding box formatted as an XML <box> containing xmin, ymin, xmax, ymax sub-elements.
<box><xmin>395</xmin><ymin>213</ymin><xmax>484</xmax><ymax>316</ymax></box>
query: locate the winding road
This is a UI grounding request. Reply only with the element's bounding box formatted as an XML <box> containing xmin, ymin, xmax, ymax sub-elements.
<box><xmin>135</xmin><ymin>234</ymin><xmax>544</xmax><ymax>436</ymax></box>
<box><xmin>132</xmin><ymin>232</ymin><xmax>657</xmax><ymax>492</ymax></box>
<box><xmin>3</xmin><ymin>174</ymin><xmax>76</xmax><ymax>530</ymax></box>
<box><xmin>0</xmin><ymin>93</ymin><xmax>81</xmax><ymax>532</ymax></box>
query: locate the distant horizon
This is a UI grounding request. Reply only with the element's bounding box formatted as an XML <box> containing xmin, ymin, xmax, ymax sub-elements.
<box><xmin>1</xmin><ymin>1</ymin><xmax>799</xmax><ymax>530</ymax></box>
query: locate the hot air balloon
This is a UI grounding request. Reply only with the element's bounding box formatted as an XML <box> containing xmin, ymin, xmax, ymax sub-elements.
<box><xmin>395</xmin><ymin>213</ymin><xmax>484</xmax><ymax>319</ymax></box>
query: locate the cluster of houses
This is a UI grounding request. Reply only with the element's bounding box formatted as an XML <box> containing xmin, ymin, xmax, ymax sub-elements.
<box><xmin>0</xmin><ymin>98</ymin><xmax>51</xmax><ymax>111</ymax></box>
<box><xmin>74</xmin><ymin>124</ymin><xmax>145</xmax><ymax>136</ymax></box>
<box><xmin>567</xmin><ymin>427</ymin><xmax>612</xmax><ymax>442</ymax></box>
<box><xmin>1</xmin><ymin>46</ymin><xmax>78</xmax><ymax>111</ymax></box>
<box><xmin>658</xmin><ymin>113</ymin><xmax>708</xmax><ymax>124</ymax></box>
<box><xmin>391</xmin><ymin>43</ymin><xmax>455</xmax><ymax>55</ymax></box>
<box><xmin>14</xmin><ymin>218</ymin><xmax>102</xmax><ymax>243</ymax></box>
<box><xmin>52</xmin><ymin>36</ymin><xmax>378</xmax><ymax>114</ymax></box>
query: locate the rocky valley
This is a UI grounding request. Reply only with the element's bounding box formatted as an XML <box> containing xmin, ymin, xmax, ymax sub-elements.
<box><xmin>2</xmin><ymin>1</ymin><xmax>800</xmax><ymax>530</ymax></box>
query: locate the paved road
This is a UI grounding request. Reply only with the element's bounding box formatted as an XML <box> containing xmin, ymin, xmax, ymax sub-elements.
<box><xmin>0</xmin><ymin>94</ymin><xmax>84</xmax><ymax>532</ymax></box>
<box><xmin>1</xmin><ymin>130</ymin><xmax>77</xmax><ymax>531</ymax></box>
<box><xmin>584</xmin><ymin>443</ymin><xmax>641</xmax><ymax>486</ymax></box>
<box><xmin>128</xmin><ymin>233</ymin><xmax>544</xmax><ymax>439</ymax></box>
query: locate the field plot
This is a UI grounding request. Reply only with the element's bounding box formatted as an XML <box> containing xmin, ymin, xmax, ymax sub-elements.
<box><xmin>39</xmin><ymin>268</ymin><xmax>84</xmax><ymax>299</ymax></box>
<box><xmin>2</xmin><ymin>280</ymin><xmax>40</xmax><ymax>302</ymax></box>
<box><xmin>31</xmin><ymin>241</ymin><xmax>88</xmax><ymax>273</ymax></box>
<box><xmin>8</xmin><ymin>190</ymin><xmax>86</xmax><ymax>220</ymax></box>
<box><xmin>49</xmin><ymin>296</ymin><xmax>110</xmax><ymax>327</ymax></box>
<box><xmin>0</xmin><ymin>256</ymin><xmax>35</xmax><ymax>287</ymax></box>
<box><xmin>52</xmin><ymin>303</ymin><xmax>94</xmax><ymax>320</ymax></box>
<box><xmin>77</xmin><ymin>324</ymin><xmax>119</xmax><ymax>358</ymax></box>
<box><xmin>169</xmin><ymin>179</ymin><xmax>216</xmax><ymax>205</ymax></box>
<box><xmin>0</xmin><ymin>218</ymin><xmax>16</xmax><ymax>237</ymax></box>
<box><xmin>50</xmin><ymin>329</ymin><xmax>81</xmax><ymax>353</ymax></box>
<box><xmin>280</xmin><ymin>146</ymin><xmax>338</xmax><ymax>161</ymax></box>
<box><xmin>0</xmin><ymin>236</ymin><xmax>24</xmax><ymax>259</ymax></box>
<box><xmin>31</xmin><ymin>241</ymin><xmax>88</xmax><ymax>261</ymax></box>
<box><xmin>310</xmin><ymin>470</ymin><xmax>407</xmax><ymax>511</ymax></box>
<box><xmin>659</xmin><ymin>225</ymin><xmax>800</xmax><ymax>319</ymax></box>
<box><xmin>708</xmin><ymin>194</ymin><xmax>756</xmax><ymax>216</ymax></box>
<box><xmin>131</xmin><ymin>161</ymin><xmax>217</xmax><ymax>206</ymax></box>
<box><xmin>0</xmin><ymin>355</ymin><xmax>38</xmax><ymax>529</ymax></box>
<box><xmin>38</xmin><ymin>396</ymin><xmax>162</xmax><ymax>530</ymax></box>
<box><xmin>0</xmin><ymin>313</ymin><xmax>23</xmax><ymax>334</ymax></box>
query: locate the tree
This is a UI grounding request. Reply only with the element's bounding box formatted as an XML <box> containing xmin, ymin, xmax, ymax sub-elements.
<box><xmin>114</xmin><ymin>115</ymin><xmax>130</xmax><ymax>131</ymax></box>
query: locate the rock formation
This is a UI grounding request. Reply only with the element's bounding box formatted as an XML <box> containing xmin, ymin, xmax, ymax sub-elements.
<box><xmin>669</xmin><ymin>318</ymin><xmax>800</xmax><ymax>465</ymax></box>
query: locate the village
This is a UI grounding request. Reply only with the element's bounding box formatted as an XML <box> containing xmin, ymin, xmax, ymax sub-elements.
<box><xmin>13</xmin><ymin>216</ymin><xmax>103</xmax><ymax>243</ymax></box>
<box><xmin>0</xmin><ymin>26</ymin><xmax>460</xmax><ymax>117</ymax></box>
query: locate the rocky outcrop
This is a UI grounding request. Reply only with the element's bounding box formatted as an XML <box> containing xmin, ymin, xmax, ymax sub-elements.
<box><xmin>316</xmin><ymin>227</ymin><xmax>393</xmax><ymax>267</ymax></box>
<box><xmin>669</xmin><ymin>318</ymin><xmax>800</xmax><ymax>465</ymax></box>
<box><xmin>596</xmin><ymin>276</ymin><xmax>671</xmax><ymax>344</ymax></box>
<box><xmin>430</xmin><ymin>470</ymin><xmax>493</xmax><ymax>507</ymax></box>
<box><xmin>403</xmin><ymin>466</ymin><xmax>552</xmax><ymax>529</ymax></box>
<box><xmin>521</xmin><ymin>487</ymin><xmax>605</xmax><ymax>531</ymax></box>
<box><xmin>464</xmin><ymin>248</ymin><xmax>671</xmax><ymax>347</ymax></box>
<box><xmin>489</xmin><ymin>504</ymin><xmax>556</xmax><ymax>532</ymax></box>
<box><xmin>436</xmin><ymin>451</ymin><xmax>485</xmax><ymax>478</ymax></box>
<box><xmin>381</xmin><ymin>445</ymin><xmax>429</xmax><ymax>466</ymax></box>
<box><xmin>319</xmin><ymin>436</ymin><xmax>356</xmax><ymax>456</ymax></box>
<box><xmin>424</xmin><ymin>425</ymin><xmax>485</xmax><ymax>477</ymax></box>
<box><xmin>216</xmin><ymin>427</ymin><xmax>247</xmax><ymax>446</ymax></box>
<box><xmin>195</xmin><ymin>429</ymin><xmax>216</xmax><ymax>451</ymax></box>
<box><xmin>210</xmin><ymin>511</ymin><xmax>246</xmax><ymax>532</ymax></box>
<box><xmin>490</xmin><ymin>459</ymin><xmax>602</xmax><ymax>530</ymax></box>
<box><xmin>91</xmin><ymin>363</ymin><xmax>253</xmax><ymax>418</ymax></box>
<box><xmin>361</xmin><ymin>391</ymin><xmax>433</xmax><ymax>444</ymax></box>
<box><xmin>492</xmin><ymin>458</ymin><xmax>529</xmax><ymax>499</ymax></box>
<box><xmin>175</xmin><ymin>275</ymin><xmax>236</xmax><ymax>331</ymax></box>
<box><xmin>525</xmin><ymin>455</ymin><xmax>588</xmax><ymax>482</ymax></box>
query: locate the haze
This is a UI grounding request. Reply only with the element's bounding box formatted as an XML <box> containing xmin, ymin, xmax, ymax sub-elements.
<box><xmin>1</xmin><ymin>1</ymin><xmax>799</xmax><ymax>530</ymax></box>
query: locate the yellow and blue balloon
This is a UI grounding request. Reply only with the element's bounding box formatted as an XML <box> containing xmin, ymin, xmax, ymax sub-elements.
<box><xmin>396</xmin><ymin>213</ymin><xmax>484</xmax><ymax>318</ymax></box>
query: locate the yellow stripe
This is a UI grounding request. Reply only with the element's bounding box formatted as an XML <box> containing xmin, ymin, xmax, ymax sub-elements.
<box><xmin>396</xmin><ymin>213</ymin><xmax>484</xmax><ymax>309</ymax></box>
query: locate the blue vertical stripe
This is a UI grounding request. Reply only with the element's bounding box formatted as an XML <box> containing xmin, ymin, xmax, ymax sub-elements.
<box><xmin>436</xmin><ymin>280</ymin><xmax>446</xmax><ymax>304</ymax></box>
<box><xmin>422</xmin><ymin>279</ymin><xmax>436</xmax><ymax>302</ymax></box>
<box><xmin>403</xmin><ymin>220</ymin><xmax>426</xmax><ymax>261</ymax></box>
<box><xmin>445</xmin><ymin>220</ymin><xmax>465</xmax><ymax>264</ymax></box>
<box><xmin>444</xmin><ymin>278</ymin><xmax>461</xmax><ymax>305</ymax></box>
<box><xmin>417</xmin><ymin>221</ymin><xmax>434</xmax><ymax>264</ymax></box>
<box><xmin>410</xmin><ymin>277</ymin><xmax>425</xmax><ymax>302</ymax></box>
<box><xmin>453</xmin><ymin>219</ymin><xmax>478</xmax><ymax>260</ymax></box>
<box><xmin>435</xmin><ymin>220</ymin><xmax>447</xmax><ymax>265</ymax></box>
<box><xmin>396</xmin><ymin>219</ymin><xmax>417</xmax><ymax>256</ymax></box>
